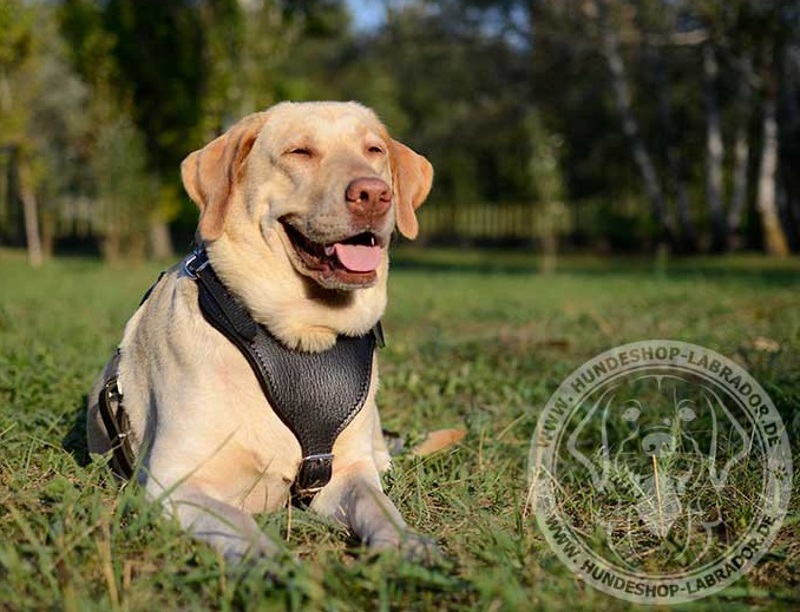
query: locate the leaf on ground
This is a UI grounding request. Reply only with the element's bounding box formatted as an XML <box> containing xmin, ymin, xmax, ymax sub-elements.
<box><xmin>748</xmin><ymin>336</ymin><xmax>780</xmax><ymax>353</ymax></box>
<box><xmin>411</xmin><ymin>428</ymin><xmax>467</xmax><ymax>456</ymax></box>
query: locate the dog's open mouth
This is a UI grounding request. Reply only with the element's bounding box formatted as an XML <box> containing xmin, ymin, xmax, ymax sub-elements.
<box><xmin>281</xmin><ymin>220</ymin><xmax>385</xmax><ymax>289</ymax></box>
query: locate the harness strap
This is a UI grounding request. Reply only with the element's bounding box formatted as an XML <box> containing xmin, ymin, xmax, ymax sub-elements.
<box><xmin>97</xmin><ymin>249</ymin><xmax>382</xmax><ymax>502</ymax></box>
<box><xmin>185</xmin><ymin>247</ymin><xmax>380</xmax><ymax>501</ymax></box>
<box><xmin>97</xmin><ymin>350</ymin><xmax>135</xmax><ymax>479</ymax></box>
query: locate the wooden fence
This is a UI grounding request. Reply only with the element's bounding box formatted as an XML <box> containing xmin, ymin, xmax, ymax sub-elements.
<box><xmin>1</xmin><ymin>162</ymin><xmax>634</xmax><ymax>252</ymax></box>
<box><xmin>416</xmin><ymin>201</ymin><xmax>574</xmax><ymax>243</ymax></box>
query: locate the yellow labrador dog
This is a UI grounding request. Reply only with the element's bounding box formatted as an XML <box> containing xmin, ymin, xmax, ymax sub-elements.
<box><xmin>86</xmin><ymin>101</ymin><xmax>434</xmax><ymax>562</ymax></box>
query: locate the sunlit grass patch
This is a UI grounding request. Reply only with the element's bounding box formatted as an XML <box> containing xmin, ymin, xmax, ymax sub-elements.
<box><xmin>0</xmin><ymin>248</ymin><xmax>798</xmax><ymax>609</ymax></box>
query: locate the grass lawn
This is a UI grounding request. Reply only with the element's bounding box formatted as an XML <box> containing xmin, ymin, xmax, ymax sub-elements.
<box><xmin>0</xmin><ymin>246</ymin><xmax>798</xmax><ymax>610</ymax></box>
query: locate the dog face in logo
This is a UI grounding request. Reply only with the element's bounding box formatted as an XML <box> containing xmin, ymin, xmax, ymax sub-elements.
<box><xmin>608</xmin><ymin>376</ymin><xmax>703</xmax><ymax>495</ymax></box>
<box><xmin>567</xmin><ymin>373</ymin><xmax>749</xmax><ymax>562</ymax></box>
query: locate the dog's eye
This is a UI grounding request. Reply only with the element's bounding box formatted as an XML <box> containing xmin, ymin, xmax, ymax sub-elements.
<box><xmin>621</xmin><ymin>406</ymin><xmax>640</xmax><ymax>423</ymax></box>
<box><xmin>366</xmin><ymin>145</ymin><xmax>384</xmax><ymax>155</ymax></box>
<box><xmin>286</xmin><ymin>147</ymin><xmax>314</xmax><ymax>158</ymax></box>
<box><xmin>678</xmin><ymin>406</ymin><xmax>696</xmax><ymax>422</ymax></box>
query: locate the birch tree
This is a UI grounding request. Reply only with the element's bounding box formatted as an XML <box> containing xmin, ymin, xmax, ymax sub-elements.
<box><xmin>1</xmin><ymin>1</ymin><xmax>90</xmax><ymax>265</ymax></box>
<box><xmin>638</xmin><ymin>5</ymin><xmax>697</xmax><ymax>252</ymax></box>
<box><xmin>756</xmin><ymin>55</ymin><xmax>790</xmax><ymax>256</ymax></box>
<box><xmin>726</xmin><ymin>54</ymin><xmax>753</xmax><ymax>250</ymax></box>
<box><xmin>702</xmin><ymin>41</ymin><xmax>728</xmax><ymax>252</ymax></box>
<box><xmin>0</xmin><ymin>1</ymin><xmax>41</xmax><ymax>265</ymax></box>
<box><xmin>746</xmin><ymin>0</ymin><xmax>794</xmax><ymax>256</ymax></box>
<box><xmin>594</xmin><ymin>0</ymin><xmax>674</xmax><ymax>245</ymax></box>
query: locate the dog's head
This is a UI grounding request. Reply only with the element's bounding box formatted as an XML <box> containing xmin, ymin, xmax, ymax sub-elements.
<box><xmin>181</xmin><ymin>102</ymin><xmax>432</xmax><ymax>290</ymax></box>
<box><xmin>179</xmin><ymin>102</ymin><xmax>433</xmax><ymax>350</ymax></box>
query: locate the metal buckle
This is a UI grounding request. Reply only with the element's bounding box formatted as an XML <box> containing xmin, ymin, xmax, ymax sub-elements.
<box><xmin>182</xmin><ymin>248</ymin><xmax>209</xmax><ymax>279</ymax></box>
<box><xmin>293</xmin><ymin>453</ymin><xmax>334</xmax><ymax>499</ymax></box>
<box><xmin>98</xmin><ymin>376</ymin><xmax>135</xmax><ymax>479</ymax></box>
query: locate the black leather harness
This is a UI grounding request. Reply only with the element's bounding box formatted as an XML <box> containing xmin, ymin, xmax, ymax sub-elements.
<box><xmin>98</xmin><ymin>247</ymin><xmax>384</xmax><ymax>501</ymax></box>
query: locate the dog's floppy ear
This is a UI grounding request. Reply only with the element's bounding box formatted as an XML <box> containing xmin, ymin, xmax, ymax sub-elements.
<box><xmin>389</xmin><ymin>140</ymin><xmax>433</xmax><ymax>240</ymax></box>
<box><xmin>181</xmin><ymin>112</ymin><xmax>268</xmax><ymax>241</ymax></box>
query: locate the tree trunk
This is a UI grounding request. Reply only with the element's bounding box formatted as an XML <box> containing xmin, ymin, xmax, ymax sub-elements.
<box><xmin>19</xmin><ymin>165</ymin><xmax>43</xmax><ymax>267</ymax></box>
<box><xmin>148</xmin><ymin>218</ymin><xmax>174</xmax><ymax>260</ymax></box>
<box><xmin>595</xmin><ymin>0</ymin><xmax>673</xmax><ymax>246</ymax></box>
<box><xmin>102</xmin><ymin>229</ymin><xmax>120</xmax><ymax>264</ymax></box>
<box><xmin>703</xmin><ymin>42</ymin><xmax>728</xmax><ymax>252</ymax></box>
<box><xmin>756</xmin><ymin>66</ymin><xmax>790</xmax><ymax>257</ymax></box>
<box><xmin>727</xmin><ymin>54</ymin><xmax>753</xmax><ymax>250</ymax></box>
<box><xmin>540</xmin><ymin>231</ymin><xmax>557</xmax><ymax>275</ymax></box>
<box><xmin>673</xmin><ymin>165</ymin><xmax>696</xmax><ymax>253</ymax></box>
<box><xmin>648</xmin><ymin>35</ymin><xmax>696</xmax><ymax>252</ymax></box>
<box><xmin>727</xmin><ymin>130</ymin><xmax>750</xmax><ymax>250</ymax></box>
<box><xmin>780</xmin><ymin>49</ymin><xmax>800</xmax><ymax>251</ymax></box>
<box><xmin>40</xmin><ymin>212</ymin><xmax>55</xmax><ymax>259</ymax></box>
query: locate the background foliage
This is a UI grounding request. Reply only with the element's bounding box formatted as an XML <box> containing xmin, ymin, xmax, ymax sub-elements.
<box><xmin>1</xmin><ymin>0</ymin><xmax>799</xmax><ymax>259</ymax></box>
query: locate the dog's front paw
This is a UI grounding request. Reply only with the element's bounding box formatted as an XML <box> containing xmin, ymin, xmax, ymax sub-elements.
<box><xmin>233</xmin><ymin>545</ymin><xmax>301</xmax><ymax>585</ymax></box>
<box><xmin>219</xmin><ymin>531</ymin><xmax>282</xmax><ymax>566</ymax></box>
<box><xmin>368</xmin><ymin>530</ymin><xmax>441</xmax><ymax>565</ymax></box>
<box><xmin>401</xmin><ymin>531</ymin><xmax>441</xmax><ymax>565</ymax></box>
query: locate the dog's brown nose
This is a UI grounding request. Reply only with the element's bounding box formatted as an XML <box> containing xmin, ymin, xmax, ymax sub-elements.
<box><xmin>345</xmin><ymin>177</ymin><xmax>391</xmax><ymax>218</ymax></box>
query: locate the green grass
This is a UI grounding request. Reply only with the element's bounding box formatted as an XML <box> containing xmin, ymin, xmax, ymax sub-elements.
<box><xmin>1</xmin><ymin>246</ymin><xmax>799</xmax><ymax>610</ymax></box>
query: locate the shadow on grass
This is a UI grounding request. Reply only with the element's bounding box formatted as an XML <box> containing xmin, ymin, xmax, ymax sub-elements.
<box><xmin>62</xmin><ymin>394</ymin><xmax>90</xmax><ymax>467</ymax></box>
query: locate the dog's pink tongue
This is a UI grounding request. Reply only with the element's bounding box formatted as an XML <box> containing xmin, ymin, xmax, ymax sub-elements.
<box><xmin>333</xmin><ymin>243</ymin><xmax>382</xmax><ymax>273</ymax></box>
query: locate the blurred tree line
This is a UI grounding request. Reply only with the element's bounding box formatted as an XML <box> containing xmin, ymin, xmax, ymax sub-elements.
<box><xmin>1</xmin><ymin>0</ymin><xmax>798</xmax><ymax>263</ymax></box>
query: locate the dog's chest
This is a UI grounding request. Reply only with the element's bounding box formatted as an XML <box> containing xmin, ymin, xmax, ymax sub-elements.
<box><xmin>191</xmin><ymin>251</ymin><xmax>378</xmax><ymax>496</ymax></box>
